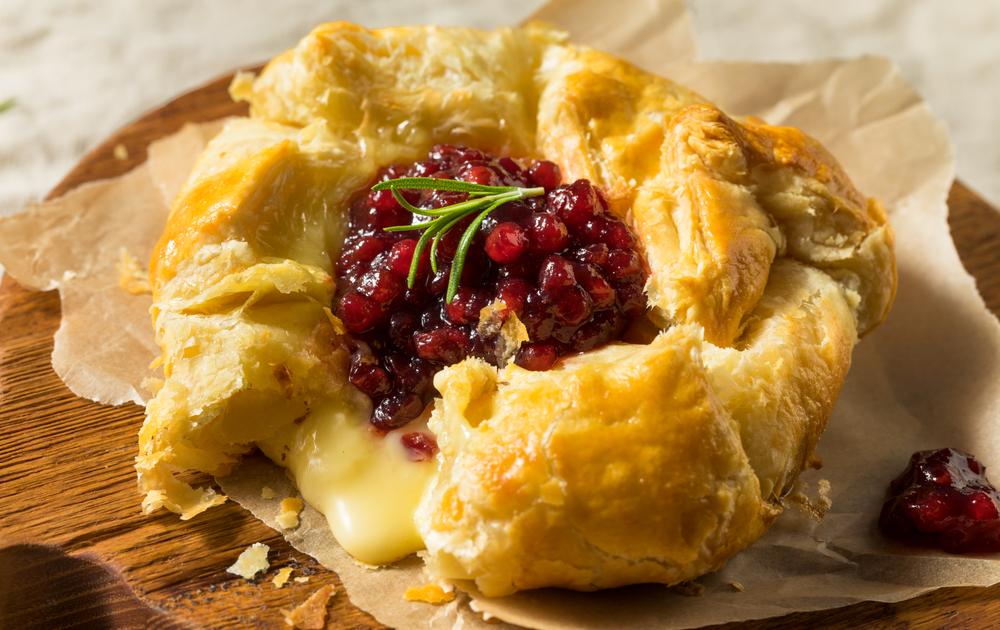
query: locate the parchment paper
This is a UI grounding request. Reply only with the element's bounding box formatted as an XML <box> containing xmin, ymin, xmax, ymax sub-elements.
<box><xmin>2</xmin><ymin>0</ymin><xmax>999</xmax><ymax>628</ymax></box>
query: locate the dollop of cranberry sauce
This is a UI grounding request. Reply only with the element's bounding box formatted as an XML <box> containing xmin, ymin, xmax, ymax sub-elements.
<box><xmin>879</xmin><ymin>448</ymin><xmax>1000</xmax><ymax>553</ymax></box>
<box><xmin>334</xmin><ymin>144</ymin><xmax>649</xmax><ymax>432</ymax></box>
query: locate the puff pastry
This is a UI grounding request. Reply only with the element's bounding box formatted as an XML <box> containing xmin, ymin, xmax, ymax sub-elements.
<box><xmin>137</xmin><ymin>22</ymin><xmax>896</xmax><ymax>596</ymax></box>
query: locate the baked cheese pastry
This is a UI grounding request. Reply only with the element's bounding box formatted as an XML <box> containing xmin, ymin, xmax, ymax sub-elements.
<box><xmin>137</xmin><ymin>22</ymin><xmax>896</xmax><ymax>597</ymax></box>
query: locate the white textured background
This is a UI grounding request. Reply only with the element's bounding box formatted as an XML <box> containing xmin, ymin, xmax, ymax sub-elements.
<box><xmin>1</xmin><ymin>0</ymin><xmax>998</xmax><ymax>222</ymax></box>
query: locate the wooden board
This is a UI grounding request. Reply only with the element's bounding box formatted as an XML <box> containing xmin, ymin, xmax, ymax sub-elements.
<box><xmin>1</xmin><ymin>69</ymin><xmax>999</xmax><ymax>630</ymax></box>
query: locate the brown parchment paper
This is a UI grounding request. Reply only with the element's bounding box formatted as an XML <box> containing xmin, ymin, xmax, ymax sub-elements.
<box><xmin>2</xmin><ymin>0</ymin><xmax>999</xmax><ymax>627</ymax></box>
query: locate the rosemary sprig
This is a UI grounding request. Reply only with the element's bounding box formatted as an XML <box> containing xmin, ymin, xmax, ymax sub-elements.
<box><xmin>373</xmin><ymin>177</ymin><xmax>544</xmax><ymax>303</ymax></box>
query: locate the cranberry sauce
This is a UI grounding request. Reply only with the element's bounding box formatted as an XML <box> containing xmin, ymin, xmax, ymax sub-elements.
<box><xmin>334</xmin><ymin>144</ymin><xmax>649</xmax><ymax>430</ymax></box>
<box><xmin>879</xmin><ymin>448</ymin><xmax>1000</xmax><ymax>552</ymax></box>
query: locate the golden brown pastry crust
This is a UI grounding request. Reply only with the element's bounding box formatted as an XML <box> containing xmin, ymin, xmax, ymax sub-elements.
<box><xmin>138</xmin><ymin>22</ymin><xmax>896</xmax><ymax>593</ymax></box>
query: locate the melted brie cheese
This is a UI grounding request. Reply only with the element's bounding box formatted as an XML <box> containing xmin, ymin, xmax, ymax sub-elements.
<box><xmin>258</xmin><ymin>391</ymin><xmax>434</xmax><ymax>565</ymax></box>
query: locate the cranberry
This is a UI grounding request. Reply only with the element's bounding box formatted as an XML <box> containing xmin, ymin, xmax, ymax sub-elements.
<box><xmin>460</xmin><ymin>164</ymin><xmax>497</xmax><ymax>185</ymax></box>
<box><xmin>385</xmin><ymin>354</ymin><xmax>433</xmax><ymax>397</ymax></box>
<box><xmin>428</xmin><ymin>266</ymin><xmax>451</xmax><ymax>296</ymax></box>
<box><xmin>496</xmin><ymin>278</ymin><xmax>530</xmax><ymax>315</ymax></box>
<box><xmin>349</xmin><ymin>353</ymin><xmax>392</xmax><ymax>397</ymax></box>
<box><xmin>372</xmin><ymin>393</ymin><xmax>424</xmax><ymax>431</ymax></box>
<box><xmin>401</xmin><ymin>432</ymin><xmax>439</xmax><ymax>461</ymax></box>
<box><xmin>407</xmin><ymin>160</ymin><xmax>438</xmax><ymax>177</ymax></box>
<box><xmin>386</xmin><ymin>239</ymin><xmax>426</xmax><ymax>278</ymax></box>
<box><xmin>538</xmin><ymin>255</ymin><xmax>576</xmax><ymax>292</ymax></box>
<box><xmin>497</xmin><ymin>157</ymin><xmax>524</xmax><ymax>181</ymax></box>
<box><xmin>339</xmin><ymin>234</ymin><xmax>391</xmax><ymax>272</ymax></box>
<box><xmin>526</xmin><ymin>160</ymin><xmax>562</xmax><ymax>190</ymax></box>
<box><xmin>571</xmin><ymin>309</ymin><xmax>623</xmax><ymax>351</ymax></box>
<box><xmin>572</xmin><ymin>243</ymin><xmax>610</xmax><ymax>267</ymax></box>
<box><xmin>485</xmin><ymin>222</ymin><xmax>529</xmax><ymax>264</ymax></box>
<box><xmin>577</xmin><ymin>217</ymin><xmax>609</xmax><ymax>244</ymax></box>
<box><xmin>482</xmin><ymin>202</ymin><xmax>532</xmax><ymax>234</ymax></box>
<box><xmin>548</xmin><ymin>179</ymin><xmax>601</xmax><ymax>228</ymax></box>
<box><xmin>357</xmin><ymin>265</ymin><xmax>405</xmax><ymax>303</ymax></box>
<box><xmin>338</xmin><ymin>291</ymin><xmax>385</xmax><ymax>334</ymax></box>
<box><xmin>445</xmin><ymin>288</ymin><xmax>490</xmax><ymax>325</ymax></box>
<box><xmin>604</xmin><ymin>219</ymin><xmax>636</xmax><ymax>249</ymax></box>
<box><xmin>388</xmin><ymin>310</ymin><xmax>419</xmax><ymax>351</ymax></box>
<box><xmin>414</xmin><ymin>327</ymin><xmax>470</xmax><ymax>364</ymax></box>
<box><xmin>515</xmin><ymin>342</ymin><xmax>558</xmax><ymax>371</ymax></box>
<box><xmin>353</xmin><ymin>191</ymin><xmax>410</xmax><ymax>231</ymax></box>
<box><xmin>526</xmin><ymin>212</ymin><xmax>569</xmax><ymax>254</ymax></box>
<box><xmin>334</xmin><ymin>145</ymin><xmax>648</xmax><ymax>431</ymax></box>
<box><xmin>605</xmin><ymin>248</ymin><xmax>644</xmax><ymax>281</ymax></box>
<box><xmin>550</xmin><ymin>286</ymin><xmax>592</xmax><ymax>326</ymax></box>
<box><xmin>424</xmin><ymin>189</ymin><xmax>468</xmax><ymax>210</ymax></box>
<box><xmin>573</xmin><ymin>263</ymin><xmax>616</xmax><ymax>309</ymax></box>
<box><xmin>879</xmin><ymin>448</ymin><xmax>1000</xmax><ymax>553</ymax></box>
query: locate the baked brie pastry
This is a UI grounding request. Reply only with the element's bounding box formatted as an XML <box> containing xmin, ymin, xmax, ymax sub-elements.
<box><xmin>136</xmin><ymin>22</ymin><xmax>896</xmax><ymax>596</ymax></box>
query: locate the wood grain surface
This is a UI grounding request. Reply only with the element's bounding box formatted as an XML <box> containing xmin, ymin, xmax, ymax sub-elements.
<box><xmin>1</xmin><ymin>69</ymin><xmax>999</xmax><ymax>630</ymax></box>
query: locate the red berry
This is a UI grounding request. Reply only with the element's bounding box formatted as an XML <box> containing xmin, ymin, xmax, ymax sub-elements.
<box><xmin>349</xmin><ymin>353</ymin><xmax>392</xmax><ymax>397</ymax></box>
<box><xmin>550</xmin><ymin>285</ymin><xmax>592</xmax><ymax>326</ymax></box>
<box><xmin>572</xmin><ymin>243</ymin><xmax>610</xmax><ymax>267</ymax></box>
<box><xmin>445</xmin><ymin>288</ymin><xmax>490</xmax><ymax>325</ymax></box>
<box><xmin>574</xmin><ymin>263</ymin><xmax>616</xmax><ymax>308</ymax></box>
<box><xmin>496</xmin><ymin>278</ymin><xmax>530</xmax><ymax>315</ymax></box>
<box><xmin>547</xmin><ymin>179</ymin><xmax>601</xmax><ymax>228</ymax></box>
<box><xmin>515</xmin><ymin>342</ymin><xmax>558</xmax><ymax>371</ymax></box>
<box><xmin>372</xmin><ymin>393</ymin><xmax>424</xmax><ymax>431</ymax></box>
<box><xmin>576</xmin><ymin>216</ymin><xmax>609</xmax><ymax>244</ymax></box>
<box><xmin>461</xmin><ymin>164</ymin><xmax>496</xmax><ymax>185</ymax></box>
<box><xmin>527</xmin><ymin>160</ymin><xmax>562</xmax><ymax>190</ymax></box>
<box><xmin>604</xmin><ymin>219</ymin><xmax>636</xmax><ymax>249</ymax></box>
<box><xmin>401</xmin><ymin>431</ymin><xmax>439</xmax><ymax>461</ymax></box>
<box><xmin>387</xmin><ymin>239</ymin><xmax>426</xmax><ymax>278</ymax></box>
<box><xmin>526</xmin><ymin>212</ymin><xmax>569</xmax><ymax>254</ymax></box>
<box><xmin>414</xmin><ymin>326</ymin><xmax>470</xmax><ymax>364</ymax></box>
<box><xmin>485</xmin><ymin>222</ymin><xmax>529</xmax><ymax>264</ymax></box>
<box><xmin>357</xmin><ymin>265</ymin><xmax>405</xmax><ymax>303</ymax></box>
<box><xmin>605</xmin><ymin>248</ymin><xmax>643</xmax><ymax>281</ymax></box>
<box><xmin>338</xmin><ymin>234</ymin><xmax>391</xmax><ymax>272</ymax></box>
<box><xmin>538</xmin><ymin>255</ymin><xmax>576</xmax><ymax>293</ymax></box>
<box><xmin>337</xmin><ymin>291</ymin><xmax>385</xmax><ymax>333</ymax></box>
<box><xmin>880</xmin><ymin>448</ymin><xmax>1000</xmax><ymax>552</ymax></box>
<box><xmin>388</xmin><ymin>310</ymin><xmax>419</xmax><ymax>351</ymax></box>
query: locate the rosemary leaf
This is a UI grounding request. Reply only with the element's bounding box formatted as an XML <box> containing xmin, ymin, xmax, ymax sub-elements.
<box><xmin>372</xmin><ymin>177</ymin><xmax>520</xmax><ymax>195</ymax></box>
<box><xmin>446</xmin><ymin>192</ymin><xmax>521</xmax><ymax>303</ymax></box>
<box><xmin>376</xmin><ymin>175</ymin><xmax>545</xmax><ymax>302</ymax></box>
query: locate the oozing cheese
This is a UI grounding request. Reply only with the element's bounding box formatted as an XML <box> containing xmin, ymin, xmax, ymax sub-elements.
<box><xmin>258</xmin><ymin>391</ymin><xmax>434</xmax><ymax>565</ymax></box>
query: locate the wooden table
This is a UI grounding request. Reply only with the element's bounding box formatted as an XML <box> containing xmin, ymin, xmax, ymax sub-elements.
<box><xmin>1</xmin><ymin>70</ymin><xmax>998</xmax><ymax>629</ymax></box>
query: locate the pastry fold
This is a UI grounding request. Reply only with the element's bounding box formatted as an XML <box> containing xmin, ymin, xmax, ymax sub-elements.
<box><xmin>138</xmin><ymin>22</ymin><xmax>896</xmax><ymax>593</ymax></box>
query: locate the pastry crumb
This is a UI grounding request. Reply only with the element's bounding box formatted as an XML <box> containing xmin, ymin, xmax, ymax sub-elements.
<box><xmin>729</xmin><ymin>581</ymin><xmax>745</xmax><ymax>592</ymax></box>
<box><xmin>113</xmin><ymin>143</ymin><xmax>129</xmax><ymax>160</ymax></box>
<box><xmin>272</xmin><ymin>567</ymin><xmax>294</xmax><ymax>588</ymax></box>
<box><xmin>227</xmin><ymin>543</ymin><xmax>270</xmax><ymax>580</ymax></box>
<box><xmin>283</xmin><ymin>584</ymin><xmax>335</xmax><ymax>628</ymax></box>
<box><xmin>322</xmin><ymin>307</ymin><xmax>348</xmax><ymax>335</ymax></box>
<box><xmin>277</xmin><ymin>497</ymin><xmax>304</xmax><ymax>529</ymax></box>
<box><xmin>404</xmin><ymin>583</ymin><xmax>455</xmax><ymax>605</ymax></box>
<box><xmin>228</xmin><ymin>70</ymin><xmax>257</xmax><ymax>103</ymax></box>
<box><xmin>786</xmin><ymin>478</ymin><xmax>833</xmax><ymax>520</ymax></box>
<box><xmin>261</xmin><ymin>485</ymin><xmax>277</xmax><ymax>500</ymax></box>
<box><xmin>476</xmin><ymin>301</ymin><xmax>528</xmax><ymax>367</ymax></box>
<box><xmin>117</xmin><ymin>247</ymin><xmax>150</xmax><ymax>294</ymax></box>
<box><xmin>670</xmin><ymin>580</ymin><xmax>704</xmax><ymax>597</ymax></box>
<box><xmin>294</xmin><ymin>576</ymin><xmax>311</xmax><ymax>584</ymax></box>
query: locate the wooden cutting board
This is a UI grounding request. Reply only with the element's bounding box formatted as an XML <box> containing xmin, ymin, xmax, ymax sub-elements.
<box><xmin>1</xmin><ymin>69</ymin><xmax>999</xmax><ymax>630</ymax></box>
